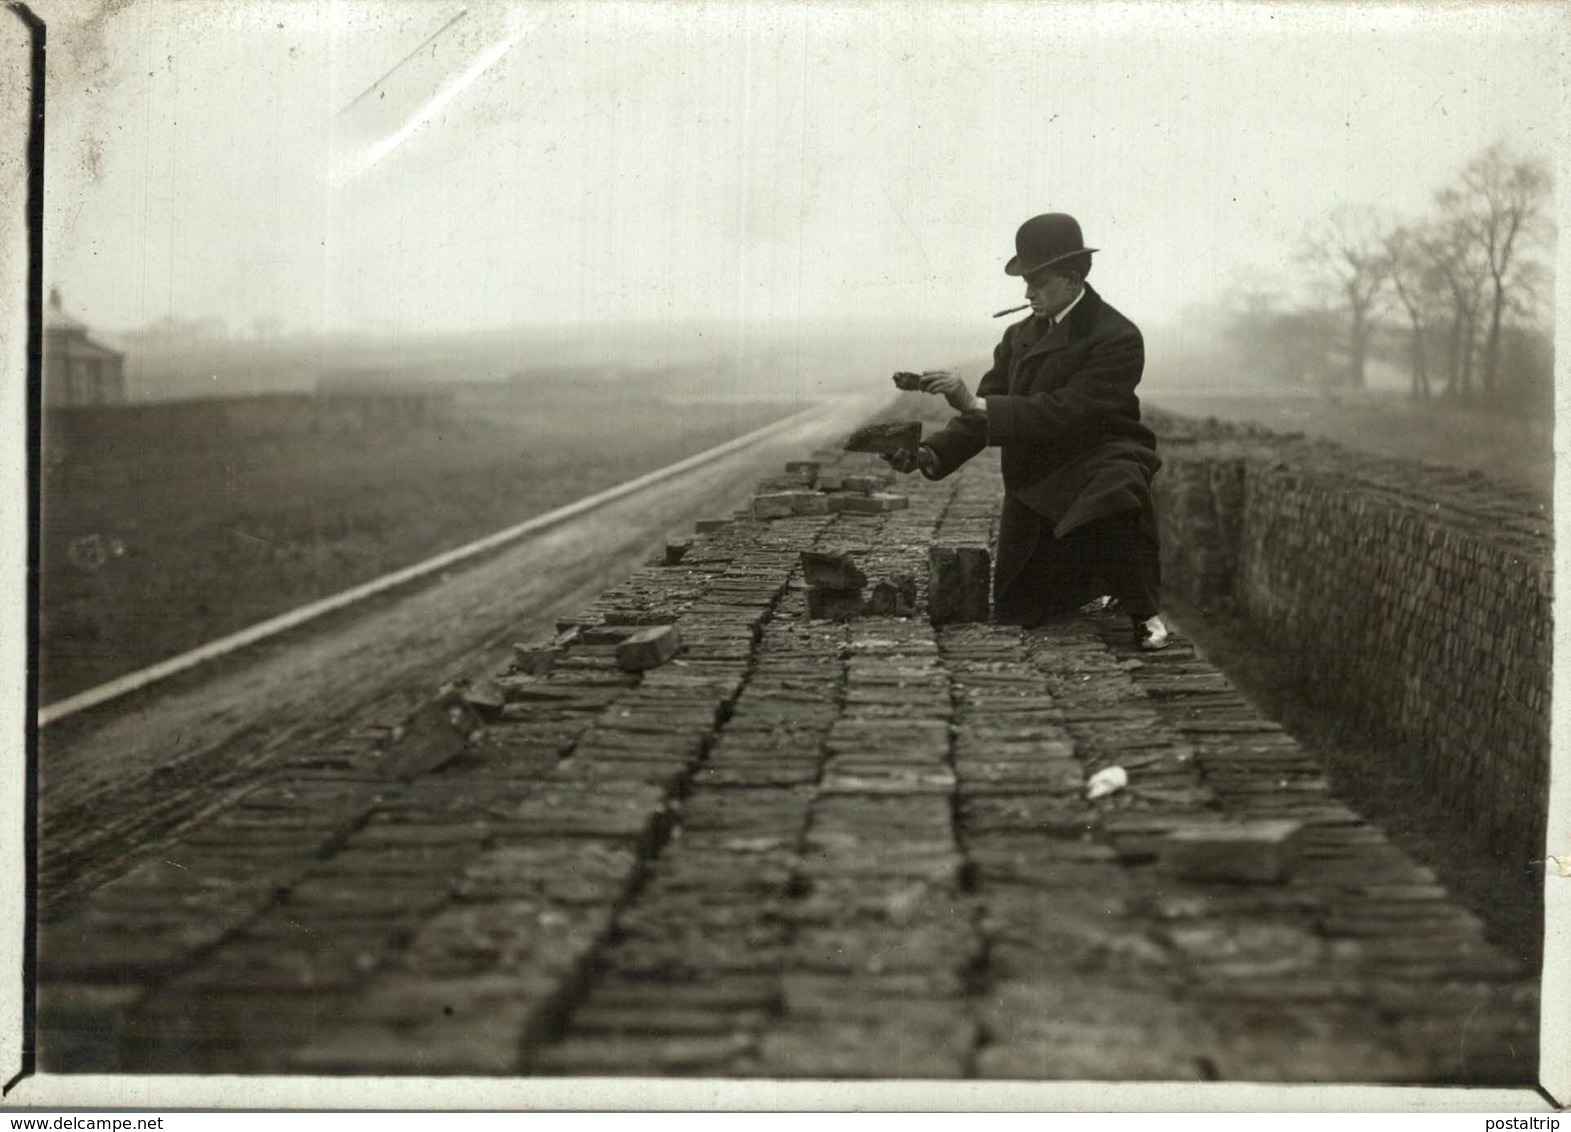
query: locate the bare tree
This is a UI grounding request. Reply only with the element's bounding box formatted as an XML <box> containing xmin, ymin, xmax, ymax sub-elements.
<box><xmin>1417</xmin><ymin>216</ymin><xmax>1489</xmax><ymax>400</ymax></box>
<box><xmin>1437</xmin><ymin>143</ymin><xmax>1553</xmax><ymax>398</ymax></box>
<box><xmin>1381</xmin><ymin>224</ymin><xmax>1437</xmax><ymax>399</ymax></box>
<box><xmin>1301</xmin><ymin>205</ymin><xmax>1390</xmax><ymax>389</ymax></box>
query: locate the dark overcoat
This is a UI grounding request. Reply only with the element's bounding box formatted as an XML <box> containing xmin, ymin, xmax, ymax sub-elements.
<box><xmin>922</xmin><ymin>283</ymin><xmax>1160</xmax><ymax>617</ymax></box>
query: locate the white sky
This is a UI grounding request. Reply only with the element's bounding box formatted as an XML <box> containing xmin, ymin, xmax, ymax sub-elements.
<box><xmin>42</xmin><ymin>0</ymin><xmax>1565</xmax><ymax>337</ymax></box>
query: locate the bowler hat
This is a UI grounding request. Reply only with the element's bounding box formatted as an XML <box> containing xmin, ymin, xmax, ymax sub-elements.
<box><xmin>1005</xmin><ymin>213</ymin><xmax>1098</xmax><ymax>276</ymax></box>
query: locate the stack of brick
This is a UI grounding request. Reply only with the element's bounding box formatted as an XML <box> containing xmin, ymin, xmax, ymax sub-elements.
<box><xmin>750</xmin><ymin>457</ymin><xmax>911</xmax><ymax>521</ymax></box>
<box><xmin>1150</xmin><ymin>410</ymin><xmax>1551</xmax><ymax>869</ymax></box>
<box><xmin>801</xmin><ymin>550</ymin><xmax>867</xmax><ymax>620</ymax></box>
<box><xmin>798</xmin><ymin>550</ymin><xmax>919</xmax><ymax>621</ymax></box>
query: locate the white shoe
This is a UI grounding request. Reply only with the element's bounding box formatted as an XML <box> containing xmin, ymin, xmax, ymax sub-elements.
<box><xmin>1079</xmin><ymin>594</ymin><xmax>1116</xmax><ymax>614</ymax></box>
<box><xmin>1135</xmin><ymin>614</ymin><xmax>1170</xmax><ymax>651</ymax></box>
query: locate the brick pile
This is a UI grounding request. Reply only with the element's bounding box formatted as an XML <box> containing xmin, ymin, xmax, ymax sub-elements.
<box><xmin>1151</xmin><ymin>412</ymin><xmax>1551</xmax><ymax>868</ymax></box>
<box><xmin>35</xmin><ymin>411</ymin><xmax>1538</xmax><ymax>1082</ymax></box>
<box><xmin>750</xmin><ymin>455</ymin><xmax>912</xmax><ymax>522</ymax></box>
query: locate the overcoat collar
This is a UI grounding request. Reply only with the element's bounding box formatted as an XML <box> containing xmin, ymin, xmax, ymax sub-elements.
<box><xmin>1019</xmin><ymin>283</ymin><xmax>1104</xmax><ymax>361</ymax></box>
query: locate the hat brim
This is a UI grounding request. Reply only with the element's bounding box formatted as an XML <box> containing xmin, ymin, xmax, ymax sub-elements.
<box><xmin>1005</xmin><ymin>246</ymin><xmax>1099</xmax><ymax>276</ymax></box>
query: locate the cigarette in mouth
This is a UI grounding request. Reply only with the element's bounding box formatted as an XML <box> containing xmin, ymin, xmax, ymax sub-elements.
<box><xmin>992</xmin><ymin>303</ymin><xmax>1030</xmax><ymax>318</ymax></box>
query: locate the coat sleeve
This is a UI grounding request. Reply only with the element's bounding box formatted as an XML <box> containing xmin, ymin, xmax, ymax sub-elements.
<box><xmin>983</xmin><ymin>323</ymin><xmax>1144</xmax><ymax>449</ymax></box>
<box><xmin>920</xmin><ymin>329</ymin><xmax>1013</xmax><ymax>479</ymax></box>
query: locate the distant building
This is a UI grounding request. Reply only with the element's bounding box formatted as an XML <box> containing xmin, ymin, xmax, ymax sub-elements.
<box><xmin>44</xmin><ymin>287</ymin><xmax>127</xmax><ymax>406</ymax></box>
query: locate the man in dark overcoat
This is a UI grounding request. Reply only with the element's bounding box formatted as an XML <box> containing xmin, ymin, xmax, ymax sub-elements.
<box><xmin>886</xmin><ymin>212</ymin><xmax>1169</xmax><ymax>649</ymax></box>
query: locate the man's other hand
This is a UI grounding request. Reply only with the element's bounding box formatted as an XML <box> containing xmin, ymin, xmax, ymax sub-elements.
<box><xmin>918</xmin><ymin>370</ymin><xmax>979</xmax><ymax>412</ymax></box>
<box><xmin>884</xmin><ymin>445</ymin><xmax>937</xmax><ymax>476</ymax></box>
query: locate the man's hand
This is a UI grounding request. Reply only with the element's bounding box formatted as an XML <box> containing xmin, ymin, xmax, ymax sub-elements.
<box><xmin>884</xmin><ymin>445</ymin><xmax>937</xmax><ymax>476</ymax></box>
<box><xmin>918</xmin><ymin>370</ymin><xmax>979</xmax><ymax>412</ymax></box>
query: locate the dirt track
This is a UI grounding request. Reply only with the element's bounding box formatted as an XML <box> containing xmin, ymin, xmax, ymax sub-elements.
<box><xmin>39</xmin><ymin>395</ymin><xmax>882</xmax><ymax>911</ymax></box>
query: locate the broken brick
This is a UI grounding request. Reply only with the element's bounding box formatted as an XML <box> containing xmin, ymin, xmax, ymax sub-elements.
<box><xmin>806</xmin><ymin>588</ymin><xmax>866</xmax><ymax>620</ymax></box>
<box><xmin>867</xmin><ymin>574</ymin><xmax>918</xmax><ymax>616</ymax></box>
<box><xmin>513</xmin><ymin>627</ymin><xmax>579</xmax><ymax>676</ymax></box>
<box><xmin>616</xmin><ymin>624</ymin><xmax>683</xmax><ymax>672</ymax></box>
<box><xmin>801</xmin><ymin>551</ymin><xmax>867</xmax><ymax>590</ymax></box>
<box><xmin>378</xmin><ymin>701</ymin><xmax>474</xmax><ymax>780</ymax></box>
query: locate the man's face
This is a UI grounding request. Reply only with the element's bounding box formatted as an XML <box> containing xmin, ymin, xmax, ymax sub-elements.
<box><xmin>1023</xmin><ymin>269</ymin><xmax>1079</xmax><ymax>318</ymax></box>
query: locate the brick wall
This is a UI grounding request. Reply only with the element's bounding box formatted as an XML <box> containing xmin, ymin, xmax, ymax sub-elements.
<box><xmin>1152</xmin><ymin>415</ymin><xmax>1551</xmax><ymax>867</ymax></box>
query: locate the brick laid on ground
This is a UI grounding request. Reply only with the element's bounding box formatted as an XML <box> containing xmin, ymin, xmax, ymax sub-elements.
<box><xmin>1160</xmin><ymin>818</ymin><xmax>1305</xmax><ymax>884</ymax></box>
<box><xmin>38</xmin><ymin>404</ymin><xmax>1538</xmax><ymax>1084</ymax></box>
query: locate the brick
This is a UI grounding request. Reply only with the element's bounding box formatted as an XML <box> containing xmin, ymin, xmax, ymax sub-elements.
<box><xmin>800</xmin><ymin>551</ymin><xmax>867</xmax><ymax>590</ymax></box>
<box><xmin>694</xmin><ymin>518</ymin><xmax>732</xmax><ymax>533</ymax></box>
<box><xmin>751</xmin><ymin>493</ymin><xmax>798</xmax><ymax>520</ymax></box>
<box><xmin>452</xmin><ymin>677</ymin><xmax>507</xmax><ymax>715</ymax></box>
<box><xmin>839</xmin><ymin>492</ymin><xmax>909</xmax><ymax>514</ymax></box>
<box><xmin>790</xmin><ymin>492</ymin><xmax>832</xmax><ymax>516</ymax></box>
<box><xmin>615</xmin><ymin>625</ymin><xmax>683</xmax><ymax>671</ymax></box>
<box><xmin>927</xmin><ymin>545</ymin><xmax>991</xmax><ymax>625</ymax></box>
<box><xmin>578</xmin><ymin>618</ymin><xmax>637</xmax><ymax>643</ymax></box>
<box><xmin>758</xmin><ymin>472</ymin><xmax>815</xmax><ymax>491</ymax></box>
<box><xmin>867</xmin><ymin>575</ymin><xmax>917</xmax><ymax>616</ymax></box>
<box><xmin>841</xmin><ymin>473</ymin><xmax>892</xmax><ymax>493</ymax></box>
<box><xmin>805</xmin><ymin>587</ymin><xmax>865</xmax><ymax>620</ymax></box>
<box><xmin>1161</xmin><ymin>819</ymin><xmax>1305</xmax><ymax>883</ymax></box>
<box><xmin>844</xmin><ymin>420</ymin><xmax>922</xmax><ymax>456</ymax></box>
<box><xmin>376</xmin><ymin>701</ymin><xmax>472</xmax><ymax>780</ymax></box>
<box><xmin>663</xmin><ymin>538</ymin><xmax>692</xmax><ymax>565</ymax></box>
<box><xmin>511</xmin><ymin>626</ymin><xmax>579</xmax><ymax>675</ymax></box>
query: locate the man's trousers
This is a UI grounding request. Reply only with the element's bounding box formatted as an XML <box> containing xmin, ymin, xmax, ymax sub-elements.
<box><xmin>992</xmin><ymin>502</ymin><xmax>1162</xmax><ymax>627</ymax></box>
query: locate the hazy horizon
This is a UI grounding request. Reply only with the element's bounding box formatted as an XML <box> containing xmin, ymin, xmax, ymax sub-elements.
<box><xmin>43</xmin><ymin>0</ymin><xmax>1560</xmax><ymax>348</ymax></box>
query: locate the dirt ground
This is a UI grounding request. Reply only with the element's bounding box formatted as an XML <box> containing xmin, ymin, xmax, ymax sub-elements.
<box><xmin>39</xmin><ymin>381</ymin><xmax>802</xmax><ymax>704</ymax></box>
<box><xmin>38</xmin><ymin>396</ymin><xmax>879</xmax><ymax>910</ymax></box>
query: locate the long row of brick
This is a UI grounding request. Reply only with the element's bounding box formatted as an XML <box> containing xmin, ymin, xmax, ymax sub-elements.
<box><xmin>36</xmin><ymin>425</ymin><xmax>1539</xmax><ymax>1083</ymax></box>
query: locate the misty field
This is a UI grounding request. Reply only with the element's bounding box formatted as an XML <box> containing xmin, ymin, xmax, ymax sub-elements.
<box><xmin>1144</xmin><ymin>386</ymin><xmax>1552</xmax><ymax>502</ymax></box>
<box><xmin>39</xmin><ymin>380</ymin><xmax>800</xmax><ymax>704</ymax></box>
